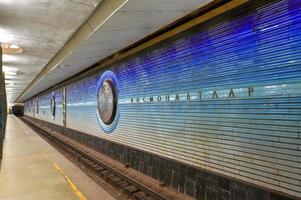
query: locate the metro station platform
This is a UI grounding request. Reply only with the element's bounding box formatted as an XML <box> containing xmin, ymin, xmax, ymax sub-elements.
<box><xmin>0</xmin><ymin>115</ymin><xmax>115</xmax><ymax>200</ymax></box>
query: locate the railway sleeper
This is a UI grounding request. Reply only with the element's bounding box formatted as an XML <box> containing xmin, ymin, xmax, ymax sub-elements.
<box><xmin>107</xmin><ymin>174</ymin><xmax>122</xmax><ymax>187</ymax></box>
<box><xmin>124</xmin><ymin>185</ymin><xmax>139</xmax><ymax>196</ymax></box>
<box><xmin>99</xmin><ymin>170</ymin><xmax>110</xmax><ymax>179</ymax></box>
<box><xmin>134</xmin><ymin>191</ymin><xmax>157</xmax><ymax>200</ymax></box>
<box><xmin>118</xmin><ymin>180</ymin><xmax>130</xmax><ymax>188</ymax></box>
<box><xmin>94</xmin><ymin>166</ymin><xmax>105</xmax><ymax>172</ymax></box>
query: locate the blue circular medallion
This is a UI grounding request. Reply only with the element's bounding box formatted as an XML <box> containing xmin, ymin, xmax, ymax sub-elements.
<box><xmin>50</xmin><ymin>92</ymin><xmax>56</xmax><ymax>119</ymax></box>
<box><xmin>96</xmin><ymin>71</ymin><xmax>119</xmax><ymax>133</ymax></box>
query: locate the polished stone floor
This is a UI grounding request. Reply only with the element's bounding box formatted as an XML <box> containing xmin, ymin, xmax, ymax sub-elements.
<box><xmin>0</xmin><ymin>115</ymin><xmax>115</xmax><ymax>200</ymax></box>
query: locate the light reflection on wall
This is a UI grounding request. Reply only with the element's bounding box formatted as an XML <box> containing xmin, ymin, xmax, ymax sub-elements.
<box><xmin>24</xmin><ymin>0</ymin><xmax>301</xmax><ymax>198</ymax></box>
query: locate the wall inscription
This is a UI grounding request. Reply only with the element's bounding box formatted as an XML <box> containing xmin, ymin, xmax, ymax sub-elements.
<box><xmin>130</xmin><ymin>87</ymin><xmax>254</xmax><ymax>103</ymax></box>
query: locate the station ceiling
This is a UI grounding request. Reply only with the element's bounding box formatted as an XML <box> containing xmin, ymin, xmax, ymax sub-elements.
<box><xmin>1</xmin><ymin>0</ymin><xmax>213</xmax><ymax>104</ymax></box>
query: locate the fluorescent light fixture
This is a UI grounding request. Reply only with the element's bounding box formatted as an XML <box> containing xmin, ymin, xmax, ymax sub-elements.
<box><xmin>0</xmin><ymin>28</ymin><xmax>12</xmax><ymax>43</ymax></box>
<box><xmin>0</xmin><ymin>0</ymin><xmax>15</xmax><ymax>4</ymax></box>
<box><xmin>3</xmin><ymin>66</ymin><xmax>17</xmax><ymax>72</ymax></box>
<box><xmin>2</xmin><ymin>54</ymin><xmax>17</xmax><ymax>62</ymax></box>
<box><xmin>10</xmin><ymin>44</ymin><xmax>19</xmax><ymax>49</ymax></box>
<box><xmin>5</xmin><ymin>74</ymin><xmax>17</xmax><ymax>79</ymax></box>
<box><xmin>5</xmin><ymin>71</ymin><xmax>17</xmax><ymax>76</ymax></box>
<box><xmin>1</xmin><ymin>43</ymin><xmax>23</xmax><ymax>54</ymax></box>
<box><xmin>3</xmin><ymin>66</ymin><xmax>19</xmax><ymax>76</ymax></box>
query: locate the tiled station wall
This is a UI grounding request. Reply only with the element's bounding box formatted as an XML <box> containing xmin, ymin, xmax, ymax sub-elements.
<box><xmin>24</xmin><ymin>0</ymin><xmax>301</xmax><ymax>199</ymax></box>
<box><xmin>24</xmin><ymin>89</ymin><xmax>63</xmax><ymax>126</ymax></box>
<box><xmin>35</xmin><ymin>89</ymin><xmax>64</xmax><ymax>126</ymax></box>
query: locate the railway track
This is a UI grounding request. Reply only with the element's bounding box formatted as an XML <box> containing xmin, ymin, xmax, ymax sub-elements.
<box><xmin>22</xmin><ymin>117</ymin><xmax>192</xmax><ymax>200</ymax></box>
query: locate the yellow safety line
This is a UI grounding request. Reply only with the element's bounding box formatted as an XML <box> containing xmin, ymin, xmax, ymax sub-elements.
<box><xmin>16</xmin><ymin>116</ymin><xmax>88</xmax><ymax>200</ymax></box>
<box><xmin>53</xmin><ymin>163</ymin><xmax>88</xmax><ymax>200</ymax></box>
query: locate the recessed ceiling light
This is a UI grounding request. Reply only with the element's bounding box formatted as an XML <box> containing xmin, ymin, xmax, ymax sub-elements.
<box><xmin>5</xmin><ymin>71</ymin><xmax>18</xmax><ymax>76</ymax></box>
<box><xmin>2</xmin><ymin>54</ymin><xmax>17</xmax><ymax>62</ymax></box>
<box><xmin>10</xmin><ymin>44</ymin><xmax>19</xmax><ymax>49</ymax></box>
<box><xmin>3</xmin><ymin>66</ymin><xmax>17</xmax><ymax>72</ymax></box>
<box><xmin>2</xmin><ymin>66</ymin><xmax>21</xmax><ymax>76</ymax></box>
<box><xmin>0</xmin><ymin>28</ymin><xmax>12</xmax><ymax>43</ymax></box>
<box><xmin>5</xmin><ymin>75</ymin><xmax>18</xmax><ymax>79</ymax></box>
<box><xmin>1</xmin><ymin>43</ymin><xmax>23</xmax><ymax>54</ymax></box>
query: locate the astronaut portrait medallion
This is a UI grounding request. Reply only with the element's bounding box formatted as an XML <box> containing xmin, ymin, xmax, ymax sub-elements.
<box><xmin>96</xmin><ymin>71</ymin><xmax>119</xmax><ymax>133</ymax></box>
<box><xmin>50</xmin><ymin>94</ymin><xmax>56</xmax><ymax>118</ymax></box>
<box><xmin>97</xmin><ymin>80</ymin><xmax>116</xmax><ymax>125</ymax></box>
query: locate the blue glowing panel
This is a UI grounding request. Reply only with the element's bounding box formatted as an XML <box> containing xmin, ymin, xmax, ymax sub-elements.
<box><xmin>32</xmin><ymin>0</ymin><xmax>301</xmax><ymax>198</ymax></box>
<box><xmin>34</xmin><ymin>89</ymin><xmax>63</xmax><ymax>126</ymax></box>
<box><xmin>66</xmin><ymin>1</ymin><xmax>301</xmax><ymax>197</ymax></box>
<box><xmin>24</xmin><ymin>100</ymin><xmax>34</xmax><ymax>117</ymax></box>
<box><xmin>66</xmin><ymin>76</ymin><xmax>99</xmax><ymax>130</ymax></box>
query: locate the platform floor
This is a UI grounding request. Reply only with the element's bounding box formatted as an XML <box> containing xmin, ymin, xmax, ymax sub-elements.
<box><xmin>0</xmin><ymin>115</ymin><xmax>115</xmax><ymax>200</ymax></box>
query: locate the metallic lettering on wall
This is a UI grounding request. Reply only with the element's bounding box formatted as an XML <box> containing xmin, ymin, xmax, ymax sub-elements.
<box><xmin>127</xmin><ymin>86</ymin><xmax>255</xmax><ymax>103</ymax></box>
<box><xmin>24</xmin><ymin>0</ymin><xmax>301</xmax><ymax>198</ymax></box>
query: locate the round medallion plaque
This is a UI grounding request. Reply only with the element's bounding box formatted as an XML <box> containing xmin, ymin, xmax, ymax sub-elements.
<box><xmin>50</xmin><ymin>94</ymin><xmax>56</xmax><ymax>118</ymax></box>
<box><xmin>98</xmin><ymin>80</ymin><xmax>116</xmax><ymax>125</ymax></box>
<box><xmin>96</xmin><ymin>71</ymin><xmax>119</xmax><ymax>133</ymax></box>
<box><xmin>36</xmin><ymin>100</ymin><xmax>39</xmax><ymax>114</ymax></box>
